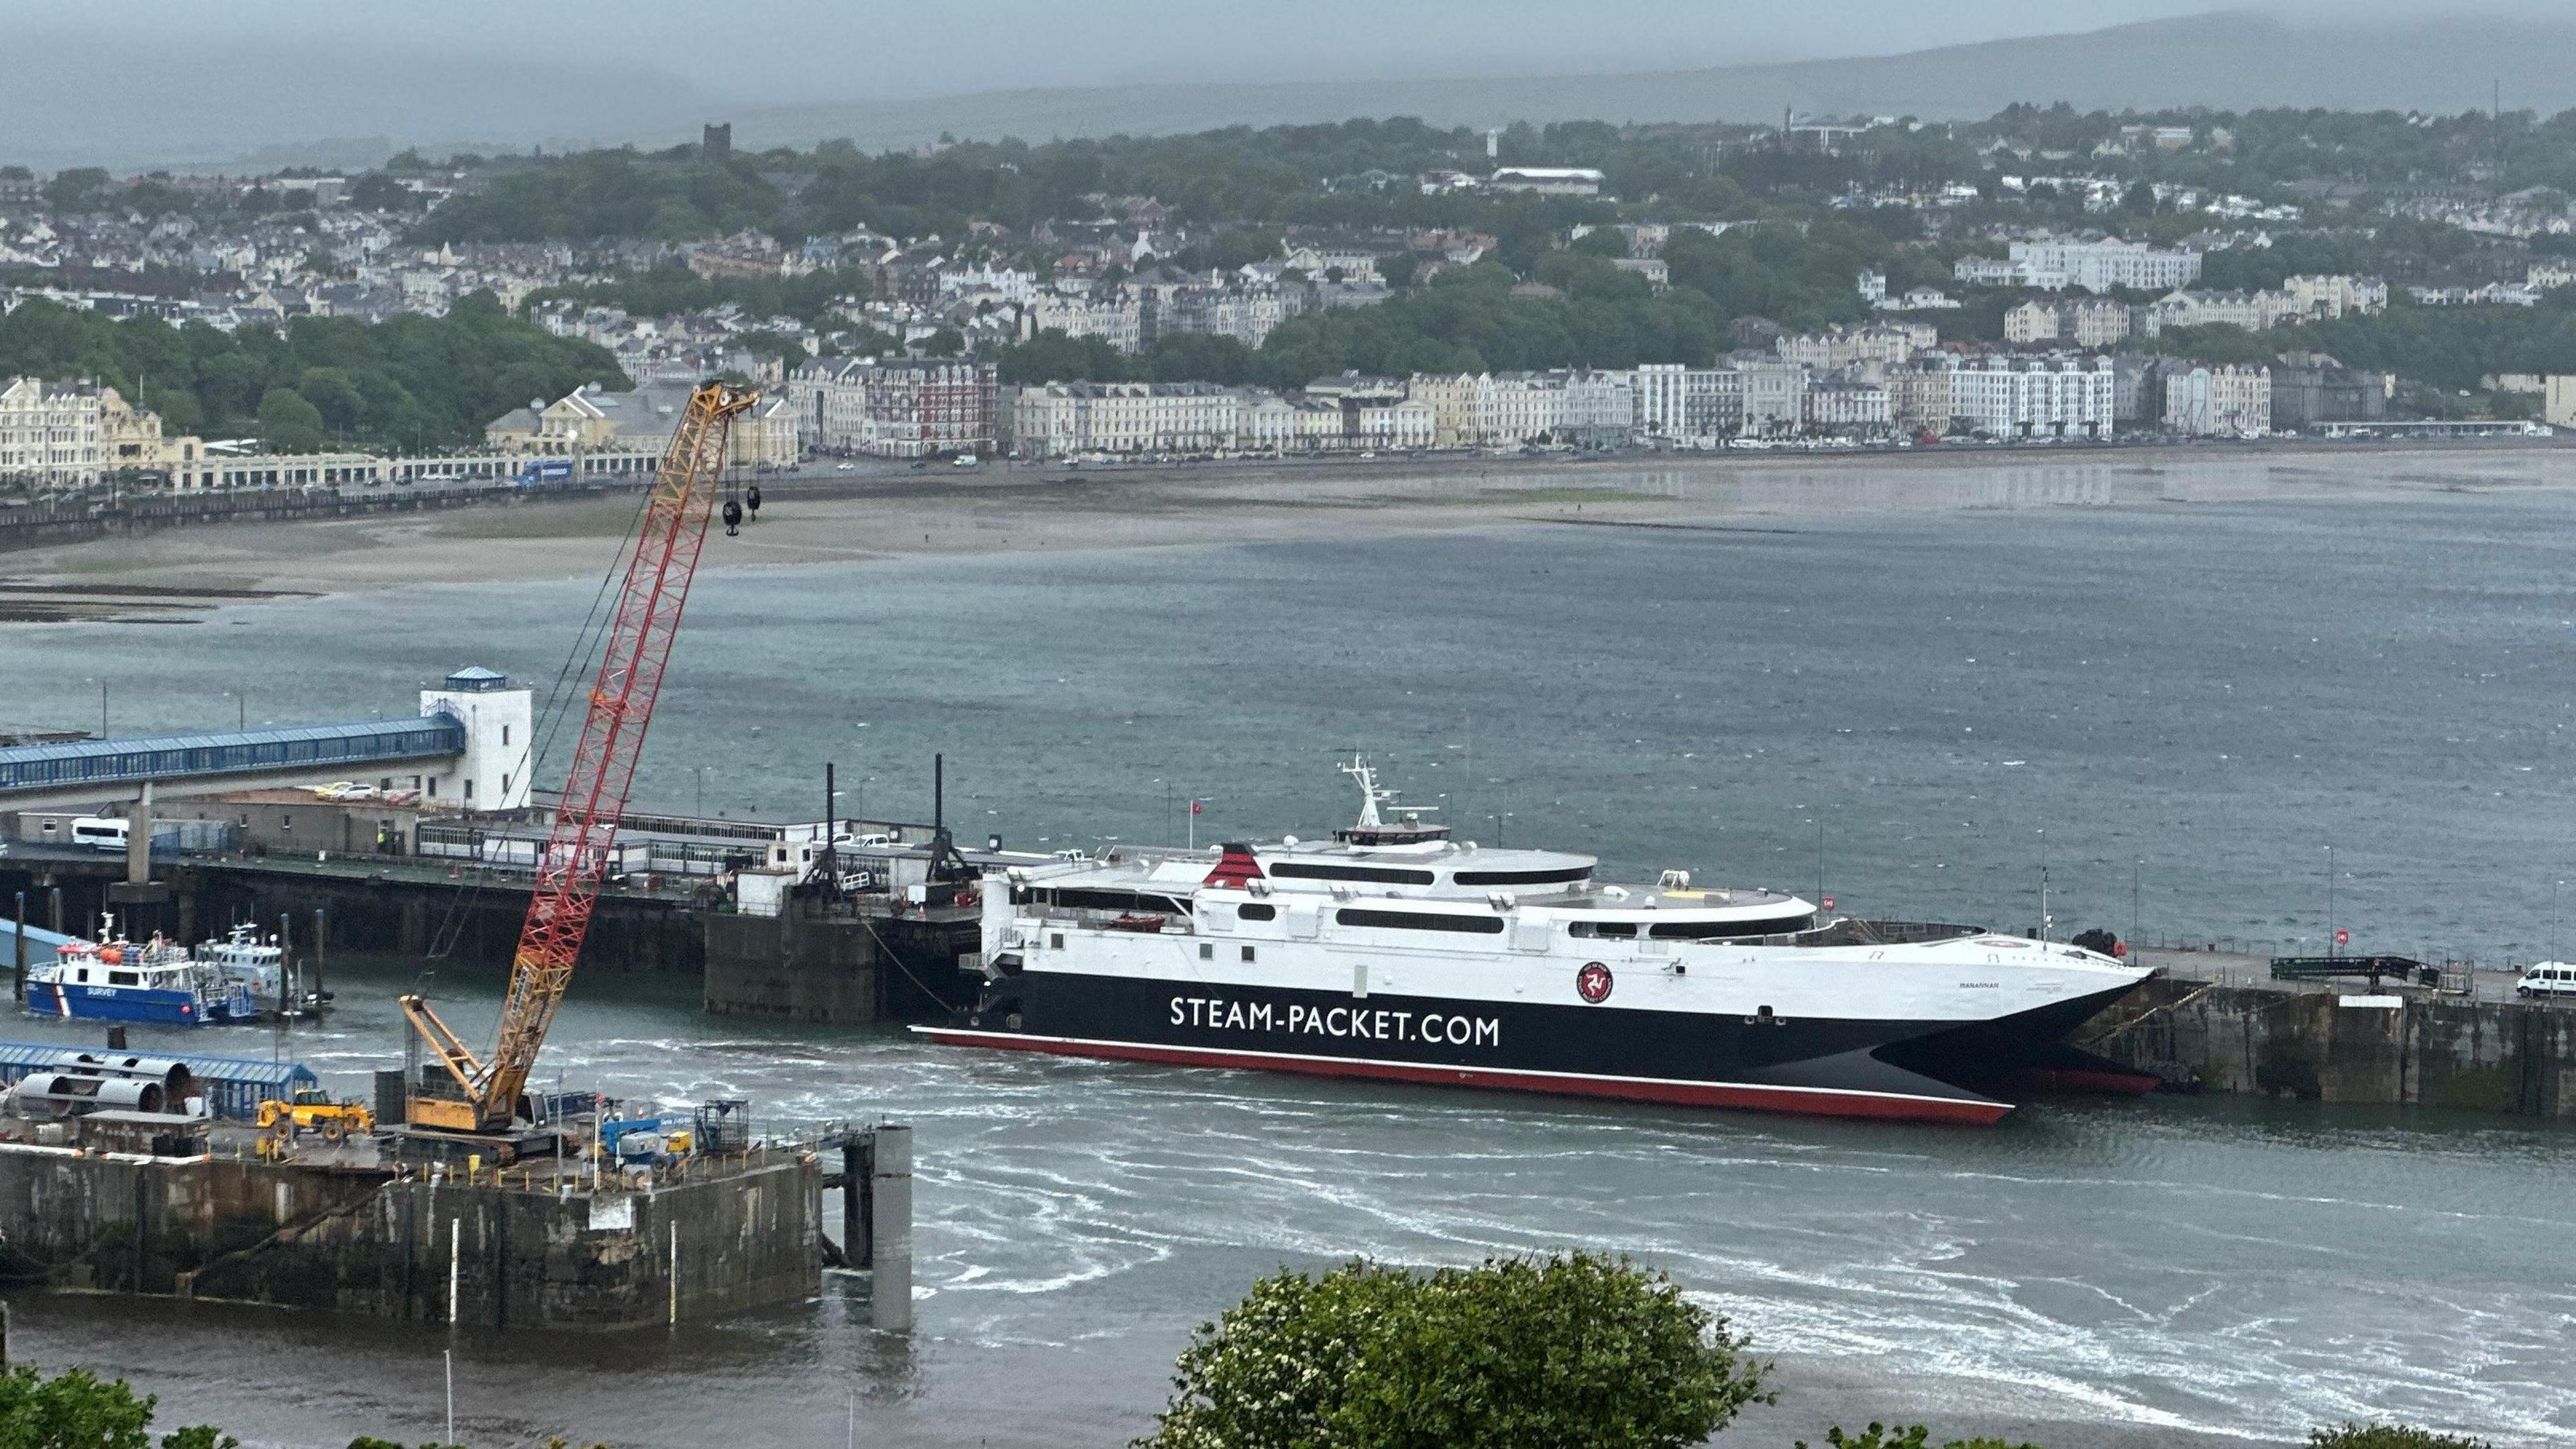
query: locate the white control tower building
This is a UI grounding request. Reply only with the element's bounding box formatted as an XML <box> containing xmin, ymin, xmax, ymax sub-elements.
<box><xmin>420</xmin><ymin>665</ymin><xmax>534</xmax><ymax>811</ymax></box>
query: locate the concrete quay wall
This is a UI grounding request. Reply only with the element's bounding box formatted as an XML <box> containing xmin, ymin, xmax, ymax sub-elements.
<box><xmin>2088</xmin><ymin>976</ymin><xmax>2576</xmax><ymax>1118</ymax></box>
<box><xmin>0</xmin><ymin>1147</ymin><xmax>820</xmax><ymax>1329</ymax></box>
<box><xmin>704</xmin><ymin>911</ymin><xmax>882</xmax><ymax>1024</ymax></box>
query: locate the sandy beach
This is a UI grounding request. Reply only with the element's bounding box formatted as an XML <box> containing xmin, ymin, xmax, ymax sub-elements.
<box><xmin>7</xmin><ymin>440</ymin><xmax>2573</xmax><ymax>606</ymax></box>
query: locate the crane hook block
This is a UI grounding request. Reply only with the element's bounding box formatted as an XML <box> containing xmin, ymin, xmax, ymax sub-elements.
<box><xmin>722</xmin><ymin>498</ymin><xmax>744</xmax><ymax>536</ymax></box>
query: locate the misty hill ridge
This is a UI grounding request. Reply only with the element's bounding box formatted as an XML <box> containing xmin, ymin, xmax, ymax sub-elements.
<box><xmin>729</xmin><ymin>12</ymin><xmax>2576</xmax><ymax>152</ymax></box>
<box><xmin>8</xmin><ymin>11</ymin><xmax>2576</xmax><ymax>172</ymax></box>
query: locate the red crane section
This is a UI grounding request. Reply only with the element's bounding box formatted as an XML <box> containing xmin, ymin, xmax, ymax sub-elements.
<box><xmin>403</xmin><ymin>380</ymin><xmax>757</xmax><ymax>1134</ymax></box>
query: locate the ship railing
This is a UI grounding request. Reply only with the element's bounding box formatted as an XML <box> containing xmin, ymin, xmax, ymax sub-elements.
<box><xmin>1799</xmin><ymin>918</ymin><xmax>1987</xmax><ymax>948</ymax></box>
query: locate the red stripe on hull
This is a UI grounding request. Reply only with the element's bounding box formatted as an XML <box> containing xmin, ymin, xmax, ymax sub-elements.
<box><xmin>914</xmin><ymin>1028</ymin><xmax>2013</xmax><ymax>1126</ymax></box>
<box><xmin>1998</xmin><ymin>1067</ymin><xmax>2162</xmax><ymax>1097</ymax></box>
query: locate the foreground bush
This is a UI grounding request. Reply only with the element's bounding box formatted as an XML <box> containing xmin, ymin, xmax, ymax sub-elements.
<box><xmin>1799</xmin><ymin>1426</ymin><xmax>2040</xmax><ymax>1449</ymax></box>
<box><xmin>0</xmin><ymin>1364</ymin><xmax>231</xmax><ymax>1449</ymax></box>
<box><xmin>2310</xmin><ymin>1426</ymin><xmax>2491</xmax><ymax>1449</ymax></box>
<box><xmin>1140</xmin><ymin>1252</ymin><xmax>1770</xmax><ymax>1449</ymax></box>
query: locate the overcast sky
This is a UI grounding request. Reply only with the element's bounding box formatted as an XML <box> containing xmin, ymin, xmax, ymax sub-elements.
<box><xmin>9</xmin><ymin>0</ymin><xmax>2570</xmax><ymax>102</ymax></box>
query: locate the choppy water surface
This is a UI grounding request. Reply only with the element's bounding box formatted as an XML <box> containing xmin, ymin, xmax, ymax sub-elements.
<box><xmin>6</xmin><ymin>456</ymin><xmax>2576</xmax><ymax>1446</ymax></box>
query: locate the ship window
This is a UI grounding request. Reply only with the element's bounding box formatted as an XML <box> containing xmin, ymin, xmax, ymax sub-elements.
<box><xmin>1453</xmin><ymin>866</ymin><xmax>1593</xmax><ymax>887</ymax></box>
<box><xmin>1237</xmin><ymin>904</ymin><xmax>1277</xmax><ymax>922</ymax></box>
<box><xmin>1241</xmin><ymin>947</ymin><xmax>1256</xmax><ymax>962</ymax></box>
<box><xmin>1568</xmin><ymin>920</ymin><xmax>1638</xmax><ymax>938</ymax></box>
<box><xmin>1051</xmin><ymin>888</ymin><xmax>1193</xmax><ymax>914</ymax></box>
<box><xmin>1650</xmin><ymin>914</ymin><xmax>1816</xmax><ymax>940</ymax></box>
<box><xmin>1198</xmin><ymin>943</ymin><xmax>1212</xmax><ymax>960</ymax></box>
<box><xmin>1272</xmin><ymin>863</ymin><xmax>1437</xmax><ymax>885</ymax></box>
<box><xmin>1336</xmin><ymin>908</ymin><xmax>1505</xmax><ymax>935</ymax></box>
<box><xmin>1049</xmin><ymin>933</ymin><xmax>1064</xmax><ymax>951</ymax></box>
<box><xmin>109</xmin><ymin>971</ymin><xmax>139</xmax><ymax>985</ymax></box>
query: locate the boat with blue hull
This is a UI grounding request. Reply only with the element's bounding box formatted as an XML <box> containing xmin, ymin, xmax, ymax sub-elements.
<box><xmin>27</xmin><ymin>921</ymin><xmax>262</xmax><ymax>1026</ymax></box>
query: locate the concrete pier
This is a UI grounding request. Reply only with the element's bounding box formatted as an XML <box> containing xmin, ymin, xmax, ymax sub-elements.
<box><xmin>0</xmin><ymin>847</ymin><xmax>974</xmax><ymax>1024</ymax></box>
<box><xmin>0</xmin><ymin>1143</ymin><xmax>821</xmax><ymax>1329</ymax></box>
<box><xmin>2086</xmin><ymin>973</ymin><xmax>2576</xmax><ymax>1118</ymax></box>
<box><xmin>704</xmin><ymin>911</ymin><xmax>884</xmax><ymax>1023</ymax></box>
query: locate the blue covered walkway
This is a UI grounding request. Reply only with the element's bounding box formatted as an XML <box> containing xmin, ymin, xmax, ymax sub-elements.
<box><xmin>0</xmin><ymin>716</ymin><xmax>464</xmax><ymax>797</ymax></box>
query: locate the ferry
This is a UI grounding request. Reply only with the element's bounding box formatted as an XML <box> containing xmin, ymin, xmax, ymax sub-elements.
<box><xmin>917</xmin><ymin>759</ymin><xmax>2157</xmax><ymax>1124</ymax></box>
<box><xmin>28</xmin><ymin>918</ymin><xmax>264</xmax><ymax>1026</ymax></box>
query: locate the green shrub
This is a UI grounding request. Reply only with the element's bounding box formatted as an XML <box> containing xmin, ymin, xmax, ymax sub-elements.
<box><xmin>1796</xmin><ymin>1424</ymin><xmax>2041</xmax><ymax>1449</ymax></box>
<box><xmin>1141</xmin><ymin>1251</ymin><xmax>1770</xmax><ymax>1449</ymax></box>
<box><xmin>2309</xmin><ymin>1424</ymin><xmax>2491</xmax><ymax>1449</ymax></box>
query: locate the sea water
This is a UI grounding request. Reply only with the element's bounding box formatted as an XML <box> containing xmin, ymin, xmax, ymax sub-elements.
<box><xmin>3</xmin><ymin>461</ymin><xmax>2573</xmax><ymax>1446</ymax></box>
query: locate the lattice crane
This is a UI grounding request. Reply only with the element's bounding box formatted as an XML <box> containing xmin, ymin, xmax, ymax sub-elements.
<box><xmin>402</xmin><ymin>381</ymin><xmax>757</xmax><ymax>1136</ymax></box>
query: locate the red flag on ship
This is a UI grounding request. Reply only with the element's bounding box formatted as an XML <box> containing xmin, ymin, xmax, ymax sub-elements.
<box><xmin>1190</xmin><ymin>799</ymin><xmax>1203</xmax><ymax>814</ymax></box>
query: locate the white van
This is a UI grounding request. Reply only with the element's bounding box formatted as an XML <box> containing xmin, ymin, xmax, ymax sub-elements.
<box><xmin>70</xmin><ymin>816</ymin><xmax>129</xmax><ymax>851</ymax></box>
<box><xmin>2514</xmin><ymin>962</ymin><xmax>2576</xmax><ymax>998</ymax></box>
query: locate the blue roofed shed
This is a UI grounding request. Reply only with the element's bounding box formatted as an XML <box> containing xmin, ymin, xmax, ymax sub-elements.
<box><xmin>0</xmin><ymin>1040</ymin><xmax>318</xmax><ymax>1120</ymax></box>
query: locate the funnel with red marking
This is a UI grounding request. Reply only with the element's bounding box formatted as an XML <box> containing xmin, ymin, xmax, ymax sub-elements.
<box><xmin>1203</xmin><ymin>842</ymin><xmax>1265</xmax><ymax>889</ymax></box>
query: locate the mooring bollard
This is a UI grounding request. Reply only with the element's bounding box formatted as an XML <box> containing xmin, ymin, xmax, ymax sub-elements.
<box><xmin>868</xmin><ymin>1124</ymin><xmax>913</xmax><ymax>1333</ymax></box>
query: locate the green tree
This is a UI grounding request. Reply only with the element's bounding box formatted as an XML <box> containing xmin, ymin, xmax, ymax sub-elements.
<box><xmin>0</xmin><ymin>1364</ymin><xmax>230</xmax><ymax>1449</ymax></box>
<box><xmin>42</xmin><ymin>168</ymin><xmax>113</xmax><ymax>212</ymax></box>
<box><xmin>1140</xmin><ymin>1253</ymin><xmax>1769</xmax><ymax>1449</ymax></box>
<box><xmin>294</xmin><ymin>366</ymin><xmax>367</xmax><ymax>435</ymax></box>
<box><xmin>1796</xmin><ymin>1424</ymin><xmax>2040</xmax><ymax>1449</ymax></box>
<box><xmin>0</xmin><ymin>297</ymin><xmax>625</xmax><ymax>453</ymax></box>
<box><xmin>994</xmin><ymin>329</ymin><xmax>1137</xmax><ymax>384</ymax></box>
<box><xmin>257</xmin><ymin>386</ymin><xmax>326</xmax><ymax>453</ymax></box>
<box><xmin>1570</xmin><ymin>225</ymin><xmax>1631</xmax><ymax>258</ymax></box>
<box><xmin>2308</xmin><ymin>1426</ymin><xmax>2491</xmax><ymax>1449</ymax></box>
<box><xmin>347</xmin><ymin>174</ymin><xmax>419</xmax><ymax>212</ymax></box>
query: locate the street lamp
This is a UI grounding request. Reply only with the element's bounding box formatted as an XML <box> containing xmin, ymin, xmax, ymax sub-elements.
<box><xmin>2326</xmin><ymin>844</ymin><xmax>2337</xmax><ymax>959</ymax></box>
<box><xmin>2036</xmin><ymin>828</ymin><xmax>2050</xmax><ymax>943</ymax></box>
<box><xmin>2132</xmin><ymin>859</ymin><xmax>2143</xmax><ymax>954</ymax></box>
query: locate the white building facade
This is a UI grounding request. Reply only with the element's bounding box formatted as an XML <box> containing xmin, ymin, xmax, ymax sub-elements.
<box><xmin>2008</xmin><ymin>235</ymin><xmax>2202</xmax><ymax>292</ymax></box>
<box><xmin>0</xmin><ymin>376</ymin><xmax>104</xmax><ymax>487</ymax></box>
<box><xmin>2163</xmin><ymin>364</ymin><xmax>2272</xmax><ymax>437</ymax></box>
<box><xmin>1949</xmin><ymin>356</ymin><xmax>2117</xmax><ymax>439</ymax></box>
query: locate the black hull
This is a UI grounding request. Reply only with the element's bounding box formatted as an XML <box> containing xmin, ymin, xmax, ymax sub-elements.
<box><xmin>922</xmin><ymin>969</ymin><xmax>2149</xmax><ymax>1124</ymax></box>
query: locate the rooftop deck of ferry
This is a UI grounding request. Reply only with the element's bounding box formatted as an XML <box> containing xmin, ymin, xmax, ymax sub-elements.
<box><xmin>1000</xmin><ymin>841</ymin><xmax>1815</xmax><ymax>918</ymax></box>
